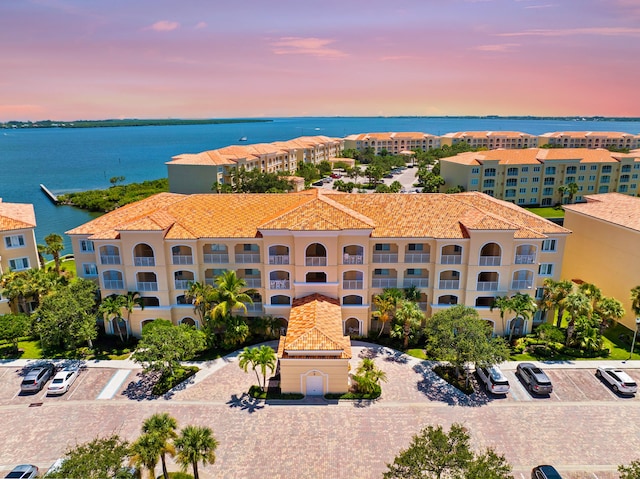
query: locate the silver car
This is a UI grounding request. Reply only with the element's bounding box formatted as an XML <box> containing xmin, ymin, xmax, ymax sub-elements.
<box><xmin>4</xmin><ymin>464</ymin><xmax>39</xmax><ymax>479</ymax></box>
<box><xmin>596</xmin><ymin>367</ymin><xmax>638</xmax><ymax>395</ymax></box>
<box><xmin>20</xmin><ymin>363</ymin><xmax>55</xmax><ymax>393</ymax></box>
<box><xmin>476</xmin><ymin>365</ymin><xmax>510</xmax><ymax>394</ymax></box>
<box><xmin>47</xmin><ymin>366</ymin><xmax>79</xmax><ymax>395</ymax></box>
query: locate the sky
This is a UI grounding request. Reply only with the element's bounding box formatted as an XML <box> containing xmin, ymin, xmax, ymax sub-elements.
<box><xmin>1</xmin><ymin>0</ymin><xmax>640</xmax><ymax>121</ymax></box>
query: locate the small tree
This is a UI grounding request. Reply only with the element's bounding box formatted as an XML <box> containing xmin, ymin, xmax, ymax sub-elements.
<box><xmin>44</xmin><ymin>233</ymin><xmax>65</xmax><ymax>275</ymax></box>
<box><xmin>391</xmin><ymin>300</ymin><xmax>424</xmax><ymax>349</ymax></box>
<box><xmin>129</xmin><ymin>433</ymin><xmax>162</xmax><ymax>479</ymax></box>
<box><xmin>175</xmin><ymin>425</ymin><xmax>218</xmax><ymax>479</ymax></box>
<box><xmin>141</xmin><ymin>413</ymin><xmax>178</xmax><ymax>479</ymax></box>
<box><xmin>98</xmin><ymin>294</ymin><xmax>126</xmax><ymax>343</ymax></box>
<box><xmin>238</xmin><ymin>345</ymin><xmax>277</xmax><ymax>391</ymax></box>
<box><xmin>619</xmin><ymin>459</ymin><xmax>640</xmax><ymax>479</ymax></box>
<box><xmin>351</xmin><ymin>357</ymin><xmax>387</xmax><ymax>395</ymax></box>
<box><xmin>0</xmin><ymin>313</ymin><xmax>31</xmax><ymax>353</ymax></box>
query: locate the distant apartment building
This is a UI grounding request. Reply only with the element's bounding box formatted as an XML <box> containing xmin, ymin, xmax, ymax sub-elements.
<box><xmin>562</xmin><ymin>193</ymin><xmax>640</xmax><ymax>331</ymax></box>
<box><xmin>66</xmin><ymin>189</ymin><xmax>568</xmax><ymax>339</ymax></box>
<box><xmin>440</xmin><ymin>148</ymin><xmax>640</xmax><ymax>206</ymax></box>
<box><xmin>167</xmin><ymin>136</ymin><xmax>342</xmax><ymax>194</ymax></box>
<box><xmin>0</xmin><ymin>199</ymin><xmax>39</xmax><ymax>314</ymax></box>
<box><xmin>343</xmin><ymin>132</ymin><xmax>440</xmax><ymax>154</ymax></box>
<box><xmin>539</xmin><ymin>131</ymin><xmax>640</xmax><ymax>150</ymax></box>
<box><xmin>440</xmin><ymin>131</ymin><xmax>539</xmax><ymax>149</ymax></box>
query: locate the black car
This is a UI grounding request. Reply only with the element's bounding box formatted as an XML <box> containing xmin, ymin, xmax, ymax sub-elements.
<box><xmin>516</xmin><ymin>362</ymin><xmax>553</xmax><ymax>395</ymax></box>
<box><xmin>531</xmin><ymin>464</ymin><xmax>563</xmax><ymax>478</ymax></box>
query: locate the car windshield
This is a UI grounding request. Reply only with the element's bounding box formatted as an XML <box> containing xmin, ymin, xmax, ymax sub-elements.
<box><xmin>6</xmin><ymin>472</ymin><xmax>28</xmax><ymax>478</ymax></box>
<box><xmin>53</xmin><ymin>378</ymin><xmax>64</xmax><ymax>384</ymax></box>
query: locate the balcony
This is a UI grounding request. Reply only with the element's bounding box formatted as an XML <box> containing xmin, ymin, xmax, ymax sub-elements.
<box><xmin>243</xmin><ymin>278</ymin><xmax>262</xmax><ymax>288</ymax></box>
<box><xmin>343</xmin><ymin>254</ymin><xmax>364</xmax><ymax>265</ymax></box>
<box><xmin>137</xmin><ymin>281</ymin><xmax>159</xmax><ymax>292</ymax></box>
<box><xmin>172</xmin><ymin>254</ymin><xmax>193</xmax><ymax>265</ymax></box>
<box><xmin>515</xmin><ymin>255</ymin><xmax>536</xmax><ymax>264</ymax></box>
<box><xmin>372</xmin><ymin>253</ymin><xmax>398</xmax><ymax>263</ymax></box>
<box><xmin>100</xmin><ymin>255</ymin><xmax>121</xmax><ymax>265</ymax></box>
<box><xmin>343</xmin><ymin>280</ymin><xmax>363</xmax><ymax>290</ymax></box>
<box><xmin>403</xmin><ymin>278</ymin><xmax>429</xmax><ymax>288</ymax></box>
<box><xmin>479</xmin><ymin>256</ymin><xmax>501</xmax><ymax>266</ymax></box>
<box><xmin>270</xmin><ymin>280</ymin><xmax>290</xmax><ymax>290</ymax></box>
<box><xmin>203</xmin><ymin>253</ymin><xmax>229</xmax><ymax>264</ymax></box>
<box><xmin>405</xmin><ymin>253</ymin><xmax>430</xmax><ymax>263</ymax></box>
<box><xmin>235</xmin><ymin>253</ymin><xmax>260</xmax><ymax>264</ymax></box>
<box><xmin>103</xmin><ymin>280</ymin><xmax>124</xmax><ymax>289</ymax></box>
<box><xmin>511</xmin><ymin>279</ymin><xmax>533</xmax><ymax>290</ymax></box>
<box><xmin>246</xmin><ymin>302</ymin><xmax>263</xmax><ymax>313</ymax></box>
<box><xmin>268</xmin><ymin>255</ymin><xmax>290</xmax><ymax>265</ymax></box>
<box><xmin>477</xmin><ymin>281</ymin><xmax>499</xmax><ymax>291</ymax></box>
<box><xmin>441</xmin><ymin>255</ymin><xmax>462</xmax><ymax>265</ymax></box>
<box><xmin>417</xmin><ymin>302</ymin><xmax>428</xmax><ymax>311</ymax></box>
<box><xmin>174</xmin><ymin>280</ymin><xmax>192</xmax><ymax>290</ymax></box>
<box><xmin>439</xmin><ymin>280</ymin><xmax>460</xmax><ymax>289</ymax></box>
<box><xmin>134</xmin><ymin>257</ymin><xmax>155</xmax><ymax>267</ymax></box>
<box><xmin>371</xmin><ymin>278</ymin><xmax>398</xmax><ymax>288</ymax></box>
<box><xmin>305</xmin><ymin>257</ymin><xmax>327</xmax><ymax>266</ymax></box>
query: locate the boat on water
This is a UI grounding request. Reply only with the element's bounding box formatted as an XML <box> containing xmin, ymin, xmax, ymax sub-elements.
<box><xmin>238</xmin><ymin>136</ymin><xmax>248</xmax><ymax>141</ymax></box>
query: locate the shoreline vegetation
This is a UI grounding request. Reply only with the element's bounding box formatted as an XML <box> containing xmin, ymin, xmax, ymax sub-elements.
<box><xmin>2</xmin><ymin>116</ymin><xmax>640</xmax><ymax>130</ymax></box>
<box><xmin>1</xmin><ymin>118</ymin><xmax>272</xmax><ymax>129</ymax></box>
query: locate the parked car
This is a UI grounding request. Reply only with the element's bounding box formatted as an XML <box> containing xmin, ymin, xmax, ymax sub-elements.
<box><xmin>516</xmin><ymin>362</ymin><xmax>553</xmax><ymax>395</ymax></box>
<box><xmin>531</xmin><ymin>464</ymin><xmax>563</xmax><ymax>478</ymax></box>
<box><xmin>4</xmin><ymin>464</ymin><xmax>39</xmax><ymax>479</ymax></box>
<box><xmin>596</xmin><ymin>366</ymin><xmax>638</xmax><ymax>395</ymax></box>
<box><xmin>20</xmin><ymin>362</ymin><xmax>55</xmax><ymax>393</ymax></box>
<box><xmin>311</xmin><ymin>180</ymin><xmax>324</xmax><ymax>187</ymax></box>
<box><xmin>476</xmin><ymin>364</ymin><xmax>510</xmax><ymax>394</ymax></box>
<box><xmin>47</xmin><ymin>366</ymin><xmax>79</xmax><ymax>395</ymax></box>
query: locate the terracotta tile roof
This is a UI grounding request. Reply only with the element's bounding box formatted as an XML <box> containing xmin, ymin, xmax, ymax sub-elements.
<box><xmin>563</xmin><ymin>193</ymin><xmax>640</xmax><ymax>232</ymax></box>
<box><xmin>443</xmin><ymin>148</ymin><xmax>637</xmax><ymax>166</ymax></box>
<box><xmin>168</xmin><ymin>150</ymin><xmax>236</xmax><ymax>166</ymax></box>
<box><xmin>277</xmin><ymin>294</ymin><xmax>351</xmax><ymax>359</ymax></box>
<box><xmin>541</xmin><ymin>131</ymin><xmax>639</xmax><ymax>139</ymax></box>
<box><xmin>0</xmin><ymin>200</ymin><xmax>36</xmax><ymax>231</ymax></box>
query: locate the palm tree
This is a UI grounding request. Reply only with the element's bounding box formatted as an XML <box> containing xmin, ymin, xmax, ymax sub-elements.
<box><xmin>543</xmin><ymin>279</ymin><xmax>573</xmax><ymax>328</ymax></box>
<box><xmin>0</xmin><ymin>271</ymin><xmax>31</xmax><ymax>314</ymax></box>
<box><xmin>36</xmin><ymin>244</ymin><xmax>47</xmax><ymax>269</ymax></box>
<box><xmin>175</xmin><ymin>425</ymin><xmax>219</xmax><ymax>479</ymax></box>
<box><xmin>508</xmin><ymin>293</ymin><xmax>538</xmax><ymax>343</ymax></box>
<box><xmin>631</xmin><ymin>286</ymin><xmax>640</xmax><ymax>317</ymax></box>
<box><xmin>185</xmin><ymin>281</ymin><xmax>216</xmax><ymax>325</ymax></box>
<box><xmin>121</xmin><ymin>291</ymin><xmax>144</xmax><ymax>341</ymax></box>
<box><xmin>392</xmin><ymin>300</ymin><xmax>425</xmax><ymax>349</ymax></box>
<box><xmin>98</xmin><ymin>294</ymin><xmax>126</xmax><ymax>342</ymax></box>
<box><xmin>490</xmin><ymin>295</ymin><xmax>512</xmax><ymax>337</ymax></box>
<box><xmin>594</xmin><ymin>296</ymin><xmax>625</xmax><ymax>334</ymax></box>
<box><xmin>130</xmin><ymin>432</ymin><xmax>163</xmax><ymax>479</ymax></box>
<box><xmin>44</xmin><ymin>233</ymin><xmax>65</xmax><ymax>275</ymax></box>
<box><xmin>372</xmin><ymin>288</ymin><xmax>402</xmax><ymax>338</ymax></box>
<box><xmin>141</xmin><ymin>413</ymin><xmax>178</xmax><ymax>479</ymax></box>
<box><xmin>238</xmin><ymin>347</ymin><xmax>261</xmax><ymax>387</ymax></box>
<box><xmin>564</xmin><ymin>292</ymin><xmax>593</xmax><ymax>346</ymax></box>
<box><xmin>353</xmin><ymin>357</ymin><xmax>387</xmax><ymax>394</ymax></box>
<box><xmin>239</xmin><ymin>345</ymin><xmax>277</xmax><ymax>391</ymax></box>
<box><xmin>211</xmin><ymin>270</ymin><xmax>254</xmax><ymax>321</ymax></box>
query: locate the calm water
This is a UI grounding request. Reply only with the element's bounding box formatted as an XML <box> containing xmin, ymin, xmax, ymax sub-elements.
<box><xmin>1</xmin><ymin>117</ymin><xmax>639</xmax><ymax>253</ymax></box>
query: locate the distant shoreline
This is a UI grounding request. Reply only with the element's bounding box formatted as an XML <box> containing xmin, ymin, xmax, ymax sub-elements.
<box><xmin>2</xmin><ymin>116</ymin><xmax>640</xmax><ymax>130</ymax></box>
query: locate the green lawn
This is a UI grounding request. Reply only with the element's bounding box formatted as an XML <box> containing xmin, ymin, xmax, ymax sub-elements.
<box><xmin>524</xmin><ymin>206</ymin><xmax>565</xmax><ymax>218</ymax></box>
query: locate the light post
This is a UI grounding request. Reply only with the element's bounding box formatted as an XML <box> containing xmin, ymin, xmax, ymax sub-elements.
<box><xmin>627</xmin><ymin>317</ymin><xmax>640</xmax><ymax>360</ymax></box>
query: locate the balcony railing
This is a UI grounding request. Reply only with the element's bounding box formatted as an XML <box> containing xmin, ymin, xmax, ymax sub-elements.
<box><xmin>439</xmin><ymin>280</ymin><xmax>460</xmax><ymax>289</ymax></box>
<box><xmin>246</xmin><ymin>302</ymin><xmax>263</xmax><ymax>312</ymax></box>
<box><xmin>137</xmin><ymin>281</ymin><xmax>158</xmax><ymax>291</ymax></box>
<box><xmin>479</xmin><ymin>256</ymin><xmax>501</xmax><ymax>266</ymax></box>
<box><xmin>343</xmin><ymin>280</ymin><xmax>363</xmax><ymax>290</ymax></box>
<box><xmin>204</xmin><ymin>278</ymin><xmax>215</xmax><ymax>286</ymax></box>
<box><xmin>203</xmin><ymin>253</ymin><xmax>229</xmax><ymax>264</ymax></box>
<box><xmin>268</xmin><ymin>255</ymin><xmax>290</xmax><ymax>265</ymax></box>
<box><xmin>172</xmin><ymin>254</ymin><xmax>193</xmax><ymax>265</ymax></box>
<box><xmin>372</xmin><ymin>253</ymin><xmax>398</xmax><ymax>263</ymax></box>
<box><xmin>243</xmin><ymin>278</ymin><xmax>262</xmax><ymax>288</ymax></box>
<box><xmin>405</xmin><ymin>253</ymin><xmax>430</xmax><ymax>263</ymax></box>
<box><xmin>235</xmin><ymin>253</ymin><xmax>260</xmax><ymax>264</ymax></box>
<box><xmin>372</xmin><ymin>278</ymin><xmax>398</xmax><ymax>288</ymax></box>
<box><xmin>343</xmin><ymin>254</ymin><xmax>364</xmax><ymax>265</ymax></box>
<box><xmin>403</xmin><ymin>278</ymin><xmax>429</xmax><ymax>288</ymax></box>
<box><xmin>441</xmin><ymin>254</ymin><xmax>462</xmax><ymax>265</ymax></box>
<box><xmin>477</xmin><ymin>281</ymin><xmax>499</xmax><ymax>291</ymax></box>
<box><xmin>305</xmin><ymin>257</ymin><xmax>327</xmax><ymax>266</ymax></box>
<box><xmin>417</xmin><ymin>302</ymin><xmax>428</xmax><ymax>311</ymax></box>
<box><xmin>103</xmin><ymin>280</ymin><xmax>124</xmax><ymax>289</ymax></box>
<box><xmin>100</xmin><ymin>255</ymin><xmax>121</xmax><ymax>265</ymax></box>
<box><xmin>270</xmin><ymin>280</ymin><xmax>290</xmax><ymax>290</ymax></box>
<box><xmin>134</xmin><ymin>257</ymin><xmax>155</xmax><ymax>267</ymax></box>
<box><xmin>174</xmin><ymin>280</ymin><xmax>193</xmax><ymax>290</ymax></box>
<box><xmin>511</xmin><ymin>279</ymin><xmax>534</xmax><ymax>290</ymax></box>
<box><xmin>515</xmin><ymin>254</ymin><xmax>536</xmax><ymax>264</ymax></box>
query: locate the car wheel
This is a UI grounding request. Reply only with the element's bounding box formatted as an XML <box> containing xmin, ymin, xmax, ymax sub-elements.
<box><xmin>613</xmin><ymin>385</ymin><xmax>619</xmax><ymax>393</ymax></box>
<box><xmin>595</xmin><ymin>369</ymin><xmax>601</xmax><ymax>378</ymax></box>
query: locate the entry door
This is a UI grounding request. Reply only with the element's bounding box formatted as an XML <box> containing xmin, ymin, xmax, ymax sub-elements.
<box><xmin>306</xmin><ymin>376</ymin><xmax>324</xmax><ymax>396</ymax></box>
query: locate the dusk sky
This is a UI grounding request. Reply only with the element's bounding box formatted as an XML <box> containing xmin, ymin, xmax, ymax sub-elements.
<box><xmin>1</xmin><ymin>0</ymin><xmax>639</xmax><ymax>121</ymax></box>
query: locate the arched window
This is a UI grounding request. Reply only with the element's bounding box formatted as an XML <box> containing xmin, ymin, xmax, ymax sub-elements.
<box><xmin>511</xmin><ymin>270</ymin><xmax>534</xmax><ymax>290</ymax></box>
<box><xmin>477</xmin><ymin>272</ymin><xmax>499</xmax><ymax>291</ymax></box>
<box><xmin>305</xmin><ymin>243</ymin><xmax>327</xmax><ymax>266</ymax></box>
<box><xmin>102</xmin><ymin>270</ymin><xmax>124</xmax><ymax>290</ymax></box>
<box><xmin>268</xmin><ymin>245</ymin><xmax>290</xmax><ymax>265</ymax></box>
<box><xmin>141</xmin><ymin>296</ymin><xmax>160</xmax><ymax>307</ymax></box>
<box><xmin>515</xmin><ymin>245</ymin><xmax>537</xmax><ymax>264</ymax></box>
<box><xmin>181</xmin><ymin>317</ymin><xmax>197</xmax><ymax>328</ymax></box>
<box><xmin>141</xmin><ymin>319</ymin><xmax>155</xmax><ymax>331</ymax></box>
<box><xmin>99</xmin><ymin>245</ymin><xmax>121</xmax><ymax>265</ymax></box>
<box><xmin>344</xmin><ymin>317</ymin><xmax>361</xmax><ymax>336</ymax></box>
<box><xmin>306</xmin><ymin>271</ymin><xmax>327</xmax><ymax>283</ymax></box>
<box><xmin>174</xmin><ymin>270</ymin><xmax>195</xmax><ymax>290</ymax></box>
<box><xmin>439</xmin><ymin>270</ymin><xmax>460</xmax><ymax>289</ymax></box>
<box><xmin>133</xmin><ymin>243</ymin><xmax>155</xmax><ymax>266</ymax></box>
<box><xmin>441</xmin><ymin>245</ymin><xmax>462</xmax><ymax>264</ymax></box>
<box><xmin>479</xmin><ymin>243</ymin><xmax>501</xmax><ymax>266</ymax></box>
<box><xmin>343</xmin><ymin>245</ymin><xmax>364</xmax><ymax>264</ymax></box>
<box><xmin>136</xmin><ymin>272</ymin><xmax>158</xmax><ymax>291</ymax></box>
<box><xmin>203</xmin><ymin>244</ymin><xmax>229</xmax><ymax>264</ymax></box>
<box><xmin>271</xmin><ymin>295</ymin><xmax>291</xmax><ymax>305</ymax></box>
<box><xmin>269</xmin><ymin>271</ymin><xmax>290</xmax><ymax>289</ymax></box>
<box><xmin>172</xmin><ymin>245</ymin><xmax>193</xmax><ymax>265</ymax></box>
<box><xmin>437</xmin><ymin>295</ymin><xmax>458</xmax><ymax>305</ymax></box>
<box><xmin>342</xmin><ymin>295</ymin><xmax>363</xmax><ymax>305</ymax></box>
<box><xmin>343</xmin><ymin>270</ymin><xmax>363</xmax><ymax>289</ymax></box>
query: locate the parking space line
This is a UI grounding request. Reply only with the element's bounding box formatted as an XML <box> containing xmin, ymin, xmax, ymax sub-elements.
<box><xmin>65</xmin><ymin>370</ymin><xmax>87</xmax><ymax>401</ymax></box>
<box><xmin>97</xmin><ymin>370</ymin><xmax>130</xmax><ymax>400</ymax></box>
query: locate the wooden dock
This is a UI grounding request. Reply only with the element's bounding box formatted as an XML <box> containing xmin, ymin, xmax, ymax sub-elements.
<box><xmin>39</xmin><ymin>184</ymin><xmax>59</xmax><ymax>204</ymax></box>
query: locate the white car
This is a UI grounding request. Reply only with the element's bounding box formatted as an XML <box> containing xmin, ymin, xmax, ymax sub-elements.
<box><xmin>46</xmin><ymin>367</ymin><xmax>79</xmax><ymax>395</ymax></box>
<box><xmin>596</xmin><ymin>367</ymin><xmax>637</xmax><ymax>395</ymax></box>
<box><xmin>476</xmin><ymin>365</ymin><xmax>510</xmax><ymax>394</ymax></box>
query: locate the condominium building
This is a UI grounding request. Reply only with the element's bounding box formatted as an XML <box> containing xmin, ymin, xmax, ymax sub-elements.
<box><xmin>440</xmin><ymin>148</ymin><xmax>640</xmax><ymax>206</ymax></box>
<box><xmin>539</xmin><ymin>131</ymin><xmax>640</xmax><ymax>150</ymax></box>
<box><xmin>167</xmin><ymin>136</ymin><xmax>342</xmax><ymax>194</ymax></box>
<box><xmin>440</xmin><ymin>131</ymin><xmax>539</xmax><ymax>149</ymax></box>
<box><xmin>343</xmin><ymin>132</ymin><xmax>440</xmax><ymax>154</ymax></box>
<box><xmin>562</xmin><ymin>194</ymin><xmax>640</xmax><ymax>332</ymax></box>
<box><xmin>66</xmin><ymin>189</ymin><xmax>568</xmax><ymax>339</ymax></box>
<box><xmin>0</xmin><ymin>199</ymin><xmax>39</xmax><ymax>314</ymax></box>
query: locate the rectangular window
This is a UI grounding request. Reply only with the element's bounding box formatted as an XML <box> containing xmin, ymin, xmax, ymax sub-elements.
<box><xmin>408</xmin><ymin>244</ymin><xmax>423</xmax><ymax>251</ymax></box>
<box><xmin>598</xmin><ymin>186</ymin><xmax>609</xmax><ymax>193</ymax></box>
<box><xmin>542</xmin><ymin>239</ymin><xmax>556</xmax><ymax>252</ymax></box>
<box><xmin>533</xmin><ymin>166</ymin><xmax>540</xmax><ymax>172</ymax></box>
<box><xmin>632</xmin><ymin>184</ymin><xmax>637</xmax><ymax>189</ymax></box>
<box><xmin>591</xmin><ymin>165</ymin><xmax>597</xmax><ymax>170</ymax></box>
<box><xmin>483</xmin><ymin>179</ymin><xmax>495</xmax><ymax>188</ymax></box>
<box><xmin>633</xmin><ymin>174</ymin><xmax>638</xmax><ymax>179</ymax></box>
<box><xmin>507</xmin><ymin>167</ymin><xmax>518</xmax><ymax>176</ymax></box>
<box><xmin>578</xmin><ymin>176</ymin><xmax>584</xmax><ymax>181</ymax></box>
<box><xmin>506</xmin><ymin>178</ymin><xmax>517</xmax><ymax>187</ymax></box>
<box><xmin>375</xmin><ymin>244</ymin><xmax>390</xmax><ymax>251</ymax></box>
<box><xmin>520</xmin><ymin>177</ymin><xmax>528</xmax><ymax>184</ymax></box>
<box><xmin>471</xmin><ymin>167</ymin><xmax>480</xmax><ymax>174</ymax></box>
<box><xmin>79</xmin><ymin>239</ymin><xmax>94</xmax><ymax>252</ymax></box>
<box><xmin>602</xmin><ymin>165</ymin><xmax>612</xmax><ymax>173</ymax></box>
<box><xmin>543</xmin><ymin>187</ymin><xmax>553</xmax><ymax>195</ymax></box>
<box><xmin>544</xmin><ymin>177</ymin><xmax>555</xmax><ymax>185</ymax></box>
<box><xmin>485</xmin><ymin>168</ymin><xmax>496</xmax><ymax>177</ymax></box>
<box><xmin>535</xmin><ymin>287</ymin><xmax>544</xmax><ymax>300</ymax></box>
<box><xmin>4</xmin><ymin>235</ymin><xmax>25</xmax><ymax>248</ymax></box>
<box><xmin>530</xmin><ymin>198</ymin><xmax>537</xmax><ymax>203</ymax></box>
<box><xmin>374</xmin><ymin>268</ymin><xmax>389</xmax><ymax>275</ymax></box>
<box><xmin>589</xmin><ymin>175</ymin><xmax>596</xmax><ymax>181</ymax></box>
<box><xmin>518</xmin><ymin>198</ymin><xmax>525</xmax><ymax>204</ymax></box>
<box><xmin>521</xmin><ymin>167</ymin><xmax>529</xmax><ymax>173</ymax></box>
<box><xmin>620</xmin><ymin>185</ymin><xmax>628</xmax><ymax>193</ymax></box>
<box><xmin>505</xmin><ymin>189</ymin><xmax>516</xmax><ymax>198</ymax></box>
<box><xmin>622</xmin><ymin>165</ymin><xmax>631</xmax><ymax>172</ymax></box>
<box><xmin>588</xmin><ymin>185</ymin><xmax>595</xmax><ymax>191</ymax></box>
<box><xmin>531</xmin><ymin>187</ymin><xmax>538</xmax><ymax>193</ymax></box>
<box><xmin>407</xmin><ymin>269</ymin><xmax>421</xmax><ymax>275</ymax></box>
<box><xmin>565</xmin><ymin>176</ymin><xmax>575</xmax><ymax>184</ymax></box>
<box><xmin>9</xmin><ymin>257</ymin><xmax>30</xmax><ymax>271</ymax></box>
<box><xmin>532</xmin><ymin>177</ymin><xmax>540</xmax><ymax>184</ymax></box>
<box><xmin>566</xmin><ymin>166</ymin><xmax>577</xmax><ymax>174</ymax></box>
<box><xmin>82</xmin><ymin>263</ymin><xmax>98</xmax><ymax>276</ymax></box>
<box><xmin>601</xmin><ymin>176</ymin><xmax>610</xmax><ymax>184</ymax></box>
<box><xmin>579</xmin><ymin>165</ymin><xmax>586</xmax><ymax>171</ymax></box>
<box><xmin>519</xmin><ymin>188</ymin><xmax>526</xmax><ymax>194</ymax></box>
<box><xmin>470</xmin><ymin>178</ymin><xmax>479</xmax><ymax>186</ymax></box>
<box><xmin>545</xmin><ymin>166</ymin><xmax>556</xmax><ymax>175</ymax></box>
<box><xmin>538</xmin><ymin>263</ymin><xmax>553</xmax><ymax>275</ymax></box>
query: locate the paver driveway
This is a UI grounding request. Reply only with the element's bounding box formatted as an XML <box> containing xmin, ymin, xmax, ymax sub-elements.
<box><xmin>1</xmin><ymin>344</ymin><xmax>639</xmax><ymax>479</ymax></box>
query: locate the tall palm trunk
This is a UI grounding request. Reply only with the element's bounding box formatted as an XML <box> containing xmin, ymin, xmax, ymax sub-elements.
<box><xmin>160</xmin><ymin>452</ymin><xmax>169</xmax><ymax>479</ymax></box>
<box><xmin>192</xmin><ymin>461</ymin><xmax>199</xmax><ymax>479</ymax></box>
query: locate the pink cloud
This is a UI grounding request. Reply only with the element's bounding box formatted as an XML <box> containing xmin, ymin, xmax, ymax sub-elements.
<box><xmin>498</xmin><ymin>27</ymin><xmax>640</xmax><ymax>37</ymax></box>
<box><xmin>472</xmin><ymin>43</ymin><xmax>520</xmax><ymax>52</ymax></box>
<box><xmin>146</xmin><ymin>20</ymin><xmax>180</xmax><ymax>32</ymax></box>
<box><xmin>194</xmin><ymin>21</ymin><xmax>207</xmax><ymax>29</ymax></box>
<box><xmin>270</xmin><ymin>37</ymin><xmax>347</xmax><ymax>58</ymax></box>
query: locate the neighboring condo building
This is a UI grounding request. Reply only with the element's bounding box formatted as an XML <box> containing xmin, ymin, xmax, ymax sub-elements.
<box><xmin>440</xmin><ymin>131</ymin><xmax>539</xmax><ymax>149</ymax></box>
<box><xmin>440</xmin><ymin>148</ymin><xmax>640</xmax><ymax>206</ymax></box>
<box><xmin>67</xmin><ymin>189</ymin><xmax>568</xmax><ymax>339</ymax></box>
<box><xmin>562</xmin><ymin>193</ymin><xmax>640</xmax><ymax>331</ymax></box>
<box><xmin>0</xmin><ymin>199</ymin><xmax>39</xmax><ymax>314</ymax></box>
<box><xmin>538</xmin><ymin>131</ymin><xmax>640</xmax><ymax>150</ymax></box>
<box><xmin>167</xmin><ymin>136</ymin><xmax>342</xmax><ymax>194</ymax></box>
<box><xmin>343</xmin><ymin>132</ymin><xmax>441</xmax><ymax>154</ymax></box>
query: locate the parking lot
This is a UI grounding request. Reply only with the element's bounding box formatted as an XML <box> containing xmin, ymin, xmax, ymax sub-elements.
<box><xmin>2</xmin><ymin>349</ymin><xmax>640</xmax><ymax>478</ymax></box>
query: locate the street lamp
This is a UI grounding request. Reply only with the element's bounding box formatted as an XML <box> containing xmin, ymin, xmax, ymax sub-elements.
<box><xmin>627</xmin><ymin>317</ymin><xmax>640</xmax><ymax>360</ymax></box>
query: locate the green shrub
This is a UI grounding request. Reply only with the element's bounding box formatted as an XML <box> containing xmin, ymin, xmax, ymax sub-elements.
<box><xmin>534</xmin><ymin>323</ymin><xmax>565</xmax><ymax>343</ymax></box>
<box><xmin>160</xmin><ymin>473</ymin><xmax>193</xmax><ymax>479</ymax></box>
<box><xmin>152</xmin><ymin>366</ymin><xmax>199</xmax><ymax>396</ymax></box>
<box><xmin>248</xmin><ymin>385</ymin><xmax>303</xmax><ymax>400</ymax></box>
<box><xmin>325</xmin><ymin>385</ymin><xmax>381</xmax><ymax>400</ymax></box>
<box><xmin>433</xmin><ymin>365</ymin><xmax>474</xmax><ymax>395</ymax></box>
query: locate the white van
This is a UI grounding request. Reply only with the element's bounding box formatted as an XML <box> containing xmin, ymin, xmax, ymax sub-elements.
<box><xmin>476</xmin><ymin>365</ymin><xmax>510</xmax><ymax>394</ymax></box>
